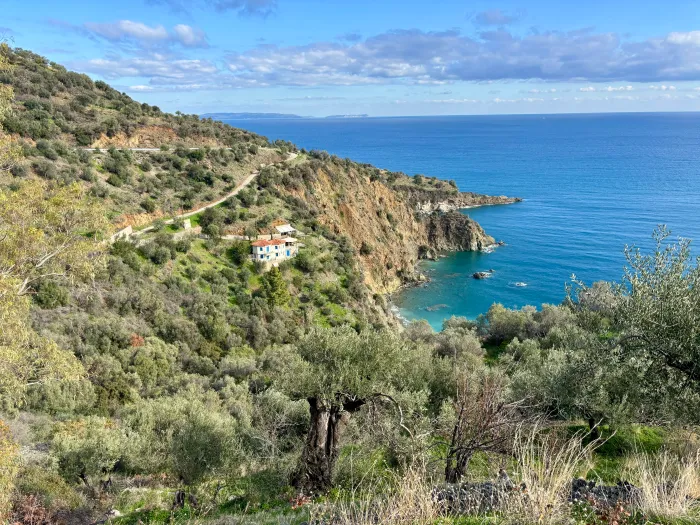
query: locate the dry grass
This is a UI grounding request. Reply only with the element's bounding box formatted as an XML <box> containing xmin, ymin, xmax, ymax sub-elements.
<box><xmin>505</xmin><ymin>425</ymin><xmax>597</xmax><ymax>525</ymax></box>
<box><xmin>312</xmin><ymin>463</ymin><xmax>446</xmax><ymax>525</ymax></box>
<box><xmin>623</xmin><ymin>450</ymin><xmax>700</xmax><ymax>519</ymax></box>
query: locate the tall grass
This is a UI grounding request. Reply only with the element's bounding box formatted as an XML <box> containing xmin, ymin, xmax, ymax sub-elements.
<box><xmin>505</xmin><ymin>425</ymin><xmax>597</xmax><ymax>525</ymax></box>
<box><xmin>312</xmin><ymin>463</ymin><xmax>446</xmax><ymax>525</ymax></box>
<box><xmin>623</xmin><ymin>450</ymin><xmax>700</xmax><ymax>519</ymax></box>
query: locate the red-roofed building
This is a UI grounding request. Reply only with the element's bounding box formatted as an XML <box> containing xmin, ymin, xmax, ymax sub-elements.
<box><xmin>250</xmin><ymin>237</ymin><xmax>298</xmax><ymax>266</ymax></box>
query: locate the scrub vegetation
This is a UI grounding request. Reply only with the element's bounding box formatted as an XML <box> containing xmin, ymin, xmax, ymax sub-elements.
<box><xmin>1</xmin><ymin>45</ymin><xmax>700</xmax><ymax>525</ymax></box>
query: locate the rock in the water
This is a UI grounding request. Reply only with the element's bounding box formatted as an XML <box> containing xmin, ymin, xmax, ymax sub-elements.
<box><xmin>473</xmin><ymin>271</ymin><xmax>492</xmax><ymax>279</ymax></box>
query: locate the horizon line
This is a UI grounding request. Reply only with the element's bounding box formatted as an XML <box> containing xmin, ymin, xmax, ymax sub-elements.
<box><xmin>202</xmin><ymin>109</ymin><xmax>700</xmax><ymax>120</ymax></box>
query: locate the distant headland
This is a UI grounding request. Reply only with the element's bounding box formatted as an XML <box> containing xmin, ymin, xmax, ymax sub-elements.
<box><xmin>201</xmin><ymin>112</ymin><xmax>370</xmax><ymax>120</ymax></box>
<box><xmin>200</xmin><ymin>112</ymin><xmax>306</xmax><ymax>120</ymax></box>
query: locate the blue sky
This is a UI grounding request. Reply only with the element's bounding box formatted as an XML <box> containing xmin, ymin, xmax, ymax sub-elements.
<box><xmin>5</xmin><ymin>0</ymin><xmax>700</xmax><ymax>116</ymax></box>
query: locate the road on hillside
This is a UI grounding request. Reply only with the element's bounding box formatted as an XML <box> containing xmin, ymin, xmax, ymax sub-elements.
<box><xmin>131</xmin><ymin>152</ymin><xmax>298</xmax><ymax>236</ymax></box>
<box><xmin>87</xmin><ymin>147</ymin><xmax>221</xmax><ymax>152</ymax></box>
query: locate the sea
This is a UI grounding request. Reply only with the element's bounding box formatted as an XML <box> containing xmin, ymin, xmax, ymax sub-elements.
<box><xmin>220</xmin><ymin>113</ymin><xmax>700</xmax><ymax>330</ymax></box>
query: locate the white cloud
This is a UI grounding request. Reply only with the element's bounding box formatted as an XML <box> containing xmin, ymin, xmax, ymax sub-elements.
<box><xmin>425</xmin><ymin>98</ymin><xmax>479</xmax><ymax>104</ymax></box>
<box><xmin>148</xmin><ymin>0</ymin><xmax>277</xmax><ymax>17</ymax></box>
<box><xmin>172</xmin><ymin>24</ymin><xmax>208</xmax><ymax>47</ymax></box>
<box><xmin>72</xmin><ymin>27</ymin><xmax>700</xmax><ymax>93</ymax></box>
<box><xmin>85</xmin><ymin>20</ymin><xmax>168</xmax><ymax>42</ymax></box>
<box><xmin>649</xmin><ymin>85</ymin><xmax>676</xmax><ymax>90</ymax></box>
<box><xmin>473</xmin><ymin>9</ymin><xmax>521</xmax><ymax>27</ymax></box>
<box><xmin>492</xmin><ymin>97</ymin><xmax>544</xmax><ymax>103</ymax></box>
<box><xmin>81</xmin><ymin>20</ymin><xmax>208</xmax><ymax>48</ymax></box>
<box><xmin>603</xmin><ymin>85</ymin><xmax>633</xmax><ymax>91</ymax></box>
<box><xmin>667</xmin><ymin>31</ymin><xmax>700</xmax><ymax>45</ymax></box>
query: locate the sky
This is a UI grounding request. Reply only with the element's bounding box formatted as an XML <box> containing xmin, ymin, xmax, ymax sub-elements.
<box><xmin>5</xmin><ymin>0</ymin><xmax>700</xmax><ymax>116</ymax></box>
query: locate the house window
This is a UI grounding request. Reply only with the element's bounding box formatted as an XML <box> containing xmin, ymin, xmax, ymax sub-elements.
<box><xmin>286</xmin><ymin>250</ymin><xmax>290</xmax><ymax>256</ymax></box>
<box><xmin>266</xmin><ymin>246</ymin><xmax>270</xmax><ymax>252</ymax></box>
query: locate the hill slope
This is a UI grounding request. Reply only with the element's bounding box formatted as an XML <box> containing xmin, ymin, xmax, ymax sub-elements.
<box><xmin>0</xmin><ymin>46</ymin><xmax>519</xmax><ymax>294</ymax></box>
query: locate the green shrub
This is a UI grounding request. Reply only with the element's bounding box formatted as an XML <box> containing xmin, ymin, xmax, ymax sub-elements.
<box><xmin>34</xmin><ymin>280</ymin><xmax>70</xmax><ymax>308</ymax></box>
<box><xmin>51</xmin><ymin>417</ymin><xmax>126</xmax><ymax>486</ymax></box>
<box><xmin>15</xmin><ymin>465</ymin><xmax>83</xmax><ymax>511</ymax></box>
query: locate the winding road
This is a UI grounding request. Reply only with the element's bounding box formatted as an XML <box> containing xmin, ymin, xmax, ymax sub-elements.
<box><xmin>127</xmin><ymin>151</ymin><xmax>298</xmax><ymax>237</ymax></box>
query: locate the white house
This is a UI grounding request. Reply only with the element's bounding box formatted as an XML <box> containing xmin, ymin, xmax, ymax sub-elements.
<box><xmin>250</xmin><ymin>237</ymin><xmax>298</xmax><ymax>267</ymax></box>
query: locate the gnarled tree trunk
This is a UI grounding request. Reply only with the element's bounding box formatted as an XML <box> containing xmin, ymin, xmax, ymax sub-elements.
<box><xmin>445</xmin><ymin>449</ymin><xmax>473</xmax><ymax>484</ymax></box>
<box><xmin>293</xmin><ymin>396</ymin><xmax>364</xmax><ymax>494</ymax></box>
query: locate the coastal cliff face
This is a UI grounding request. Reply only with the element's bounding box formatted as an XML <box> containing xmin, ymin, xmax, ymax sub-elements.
<box><xmin>424</xmin><ymin>211</ymin><xmax>495</xmax><ymax>254</ymax></box>
<box><xmin>284</xmin><ymin>160</ymin><xmax>426</xmax><ymax>293</ymax></box>
<box><xmin>281</xmin><ymin>159</ymin><xmax>511</xmax><ymax>294</ymax></box>
<box><xmin>396</xmin><ymin>185</ymin><xmax>522</xmax><ymax>214</ymax></box>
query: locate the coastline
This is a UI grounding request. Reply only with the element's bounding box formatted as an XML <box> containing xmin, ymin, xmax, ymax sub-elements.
<box><xmin>388</xmin><ymin>200</ymin><xmax>520</xmax><ymax>330</ymax></box>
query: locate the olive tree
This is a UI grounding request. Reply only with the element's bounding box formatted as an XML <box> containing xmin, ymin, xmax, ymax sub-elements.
<box><xmin>614</xmin><ymin>228</ymin><xmax>700</xmax><ymax>391</ymax></box>
<box><xmin>440</xmin><ymin>367</ymin><xmax>522</xmax><ymax>483</ymax></box>
<box><xmin>569</xmin><ymin>227</ymin><xmax>700</xmax><ymax>422</ymax></box>
<box><xmin>280</xmin><ymin>326</ymin><xmax>429</xmax><ymax>494</ymax></box>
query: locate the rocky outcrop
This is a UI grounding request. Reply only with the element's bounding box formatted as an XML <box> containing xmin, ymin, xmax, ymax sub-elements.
<box><xmin>283</xmin><ymin>161</ymin><xmax>515</xmax><ymax>294</ymax></box>
<box><xmin>397</xmin><ymin>186</ymin><xmax>521</xmax><ymax>215</ymax></box>
<box><xmin>424</xmin><ymin>211</ymin><xmax>495</xmax><ymax>254</ymax></box>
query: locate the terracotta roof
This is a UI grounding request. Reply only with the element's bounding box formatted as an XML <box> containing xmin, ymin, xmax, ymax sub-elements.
<box><xmin>251</xmin><ymin>239</ymin><xmax>286</xmax><ymax>247</ymax></box>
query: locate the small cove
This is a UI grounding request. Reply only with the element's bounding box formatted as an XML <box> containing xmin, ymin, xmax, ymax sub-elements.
<box><xmin>225</xmin><ymin>113</ymin><xmax>700</xmax><ymax>330</ymax></box>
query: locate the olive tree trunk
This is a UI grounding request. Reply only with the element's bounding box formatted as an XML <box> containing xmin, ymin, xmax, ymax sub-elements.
<box><xmin>445</xmin><ymin>449</ymin><xmax>473</xmax><ymax>484</ymax></box>
<box><xmin>293</xmin><ymin>396</ymin><xmax>364</xmax><ymax>494</ymax></box>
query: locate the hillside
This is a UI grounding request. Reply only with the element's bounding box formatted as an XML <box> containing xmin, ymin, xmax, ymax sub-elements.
<box><xmin>0</xmin><ymin>46</ymin><xmax>519</xmax><ymax>294</ymax></box>
<box><xmin>3</xmin><ymin>46</ymin><xmax>700</xmax><ymax>525</ymax></box>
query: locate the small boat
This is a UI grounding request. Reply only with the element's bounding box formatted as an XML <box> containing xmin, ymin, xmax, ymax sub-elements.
<box><xmin>514</xmin><ymin>282</ymin><xmax>527</xmax><ymax>287</ymax></box>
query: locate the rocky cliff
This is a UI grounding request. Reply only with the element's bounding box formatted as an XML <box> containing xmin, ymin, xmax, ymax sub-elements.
<box><xmin>424</xmin><ymin>211</ymin><xmax>495</xmax><ymax>254</ymax></box>
<box><xmin>396</xmin><ymin>185</ymin><xmax>521</xmax><ymax>214</ymax></box>
<box><xmin>280</xmin><ymin>158</ymin><xmax>514</xmax><ymax>294</ymax></box>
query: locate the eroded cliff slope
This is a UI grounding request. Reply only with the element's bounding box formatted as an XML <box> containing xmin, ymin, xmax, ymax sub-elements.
<box><xmin>274</xmin><ymin>155</ymin><xmax>518</xmax><ymax>293</ymax></box>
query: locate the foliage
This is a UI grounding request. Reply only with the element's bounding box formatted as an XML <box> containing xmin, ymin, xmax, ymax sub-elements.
<box><xmin>50</xmin><ymin>416</ymin><xmax>125</xmax><ymax>488</ymax></box>
<box><xmin>0</xmin><ymin>43</ymin><xmax>21</xmax><ymax>173</ymax></box>
<box><xmin>121</xmin><ymin>390</ymin><xmax>242</xmax><ymax>486</ymax></box>
<box><xmin>0</xmin><ymin>420</ymin><xmax>20</xmax><ymax>521</ymax></box>
<box><xmin>281</xmin><ymin>326</ymin><xmax>427</xmax><ymax>406</ymax></box>
<box><xmin>260</xmin><ymin>267</ymin><xmax>290</xmax><ymax>307</ymax></box>
<box><xmin>0</xmin><ymin>181</ymin><xmax>105</xmax><ymax>408</ymax></box>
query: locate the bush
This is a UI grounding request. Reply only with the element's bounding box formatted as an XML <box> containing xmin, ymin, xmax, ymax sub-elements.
<box><xmin>32</xmin><ymin>159</ymin><xmax>57</xmax><ymax>180</ymax></box>
<box><xmin>10</xmin><ymin>163</ymin><xmax>28</xmax><ymax>178</ymax></box>
<box><xmin>140</xmin><ymin>199</ymin><xmax>157</xmax><ymax>213</ymax></box>
<box><xmin>50</xmin><ymin>417</ymin><xmax>126</xmax><ymax>487</ymax></box>
<box><xmin>359</xmin><ymin>241</ymin><xmax>373</xmax><ymax>256</ymax></box>
<box><xmin>14</xmin><ymin>466</ymin><xmax>82</xmax><ymax>513</ymax></box>
<box><xmin>0</xmin><ymin>421</ymin><xmax>20</xmax><ymax>521</ymax></box>
<box><xmin>122</xmin><ymin>392</ymin><xmax>242</xmax><ymax>486</ymax></box>
<box><xmin>33</xmin><ymin>280</ymin><xmax>70</xmax><ymax>308</ymax></box>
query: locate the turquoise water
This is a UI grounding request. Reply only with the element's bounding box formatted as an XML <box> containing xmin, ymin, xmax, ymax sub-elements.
<box><xmin>222</xmin><ymin>113</ymin><xmax>700</xmax><ymax>329</ymax></box>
